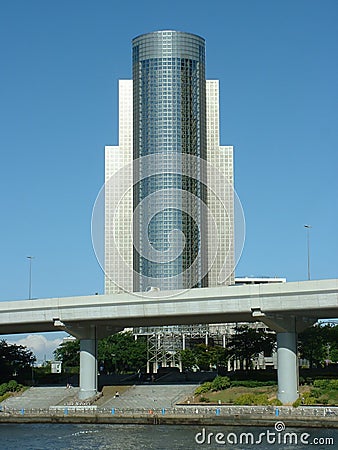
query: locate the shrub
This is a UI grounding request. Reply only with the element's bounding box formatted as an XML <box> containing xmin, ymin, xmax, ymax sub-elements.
<box><xmin>313</xmin><ymin>379</ymin><xmax>338</xmax><ymax>390</ymax></box>
<box><xmin>313</xmin><ymin>379</ymin><xmax>328</xmax><ymax>389</ymax></box>
<box><xmin>199</xmin><ymin>396</ymin><xmax>210</xmax><ymax>403</ymax></box>
<box><xmin>195</xmin><ymin>382</ymin><xmax>213</xmax><ymax>395</ymax></box>
<box><xmin>310</xmin><ymin>388</ymin><xmax>321</xmax><ymax>399</ymax></box>
<box><xmin>7</xmin><ymin>380</ymin><xmax>18</xmax><ymax>392</ymax></box>
<box><xmin>234</xmin><ymin>393</ymin><xmax>255</xmax><ymax>405</ymax></box>
<box><xmin>293</xmin><ymin>397</ymin><xmax>302</xmax><ymax>408</ymax></box>
<box><xmin>234</xmin><ymin>393</ymin><xmax>270</xmax><ymax>406</ymax></box>
<box><xmin>0</xmin><ymin>383</ymin><xmax>8</xmax><ymax>396</ymax></box>
<box><xmin>230</xmin><ymin>380</ymin><xmax>276</xmax><ymax>388</ymax></box>
<box><xmin>255</xmin><ymin>394</ymin><xmax>270</xmax><ymax>405</ymax></box>
<box><xmin>0</xmin><ymin>381</ymin><xmax>23</xmax><ymax>397</ymax></box>
<box><xmin>292</xmin><ymin>397</ymin><xmax>302</xmax><ymax>408</ymax></box>
<box><xmin>269</xmin><ymin>398</ymin><xmax>283</xmax><ymax>406</ymax></box>
<box><xmin>211</xmin><ymin>376</ymin><xmax>230</xmax><ymax>391</ymax></box>
<box><xmin>294</xmin><ymin>392</ymin><xmax>317</xmax><ymax>406</ymax></box>
<box><xmin>329</xmin><ymin>379</ymin><xmax>338</xmax><ymax>390</ymax></box>
<box><xmin>303</xmin><ymin>394</ymin><xmax>317</xmax><ymax>405</ymax></box>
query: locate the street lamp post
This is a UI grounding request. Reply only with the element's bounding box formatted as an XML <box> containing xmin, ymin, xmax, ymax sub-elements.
<box><xmin>304</xmin><ymin>225</ymin><xmax>312</xmax><ymax>280</ymax></box>
<box><xmin>27</xmin><ymin>256</ymin><xmax>34</xmax><ymax>299</ymax></box>
<box><xmin>31</xmin><ymin>362</ymin><xmax>35</xmax><ymax>386</ymax></box>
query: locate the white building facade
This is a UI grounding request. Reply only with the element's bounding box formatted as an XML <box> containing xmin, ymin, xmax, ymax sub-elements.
<box><xmin>104</xmin><ymin>34</ymin><xmax>234</xmax><ymax>294</ymax></box>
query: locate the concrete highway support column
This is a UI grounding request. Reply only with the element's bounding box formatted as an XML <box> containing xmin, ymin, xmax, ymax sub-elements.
<box><xmin>79</xmin><ymin>338</ymin><xmax>97</xmax><ymax>400</ymax></box>
<box><xmin>255</xmin><ymin>314</ymin><xmax>311</xmax><ymax>405</ymax></box>
<box><xmin>277</xmin><ymin>331</ymin><xmax>298</xmax><ymax>404</ymax></box>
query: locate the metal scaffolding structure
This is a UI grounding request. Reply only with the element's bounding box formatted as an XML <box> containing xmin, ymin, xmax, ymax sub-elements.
<box><xmin>133</xmin><ymin>322</ymin><xmax>277</xmax><ymax>373</ymax></box>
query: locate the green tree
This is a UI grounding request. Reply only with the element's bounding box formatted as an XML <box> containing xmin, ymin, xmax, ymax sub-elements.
<box><xmin>299</xmin><ymin>323</ymin><xmax>338</xmax><ymax>367</ymax></box>
<box><xmin>228</xmin><ymin>325</ymin><xmax>275</xmax><ymax>371</ymax></box>
<box><xmin>0</xmin><ymin>340</ymin><xmax>36</xmax><ymax>383</ymax></box>
<box><xmin>321</xmin><ymin>324</ymin><xmax>338</xmax><ymax>363</ymax></box>
<box><xmin>193</xmin><ymin>344</ymin><xmax>213</xmax><ymax>371</ymax></box>
<box><xmin>54</xmin><ymin>339</ymin><xmax>80</xmax><ymax>369</ymax></box>
<box><xmin>180</xmin><ymin>343</ymin><xmax>229</xmax><ymax>372</ymax></box>
<box><xmin>208</xmin><ymin>345</ymin><xmax>229</xmax><ymax>370</ymax></box>
<box><xmin>54</xmin><ymin>332</ymin><xmax>147</xmax><ymax>374</ymax></box>
<box><xmin>180</xmin><ymin>349</ymin><xmax>198</xmax><ymax>371</ymax></box>
<box><xmin>298</xmin><ymin>325</ymin><xmax>326</xmax><ymax>368</ymax></box>
<box><xmin>211</xmin><ymin>375</ymin><xmax>231</xmax><ymax>391</ymax></box>
<box><xmin>98</xmin><ymin>331</ymin><xmax>147</xmax><ymax>374</ymax></box>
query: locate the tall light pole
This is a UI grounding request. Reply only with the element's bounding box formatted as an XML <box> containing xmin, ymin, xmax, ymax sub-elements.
<box><xmin>304</xmin><ymin>225</ymin><xmax>312</xmax><ymax>280</ymax></box>
<box><xmin>27</xmin><ymin>256</ymin><xmax>34</xmax><ymax>299</ymax></box>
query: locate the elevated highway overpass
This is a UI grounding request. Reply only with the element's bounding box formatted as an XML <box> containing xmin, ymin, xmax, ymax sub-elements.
<box><xmin>1</xmin><ymin>279</ymin><xmax>337</xmax><ymax>403</ymax></box>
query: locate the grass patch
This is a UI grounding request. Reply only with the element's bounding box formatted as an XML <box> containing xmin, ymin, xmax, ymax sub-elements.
<box><xmin>193</xmin><ymin>385</ymin><xmax>278</xmax><ymax>404</ymax></box>
<box><xmin>294</xmin><ymin>380</ymin><xmax>338</xmax><ymax>406</ymax></box>
<box><xmin>192</xmin><ymin>378</ymin><xmax>338</xmax><ymax>406</ymax></box>
<box><xmin>0</xmin><ymin>392</ymin><xmax>12</xmax><ymax>402</ymax></box>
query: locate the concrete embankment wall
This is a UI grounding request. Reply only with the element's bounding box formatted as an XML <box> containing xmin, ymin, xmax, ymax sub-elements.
<box><xmin>0</xmin><ymin>414</ymin><xmax>337</xmax><ymax>428</ymax></box>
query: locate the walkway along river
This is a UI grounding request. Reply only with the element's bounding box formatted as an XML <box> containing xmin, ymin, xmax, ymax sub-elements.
<box><xmin>0</xmin><ymin>404</ymin><xmax>337</xmax><ymax>428</ymax></box>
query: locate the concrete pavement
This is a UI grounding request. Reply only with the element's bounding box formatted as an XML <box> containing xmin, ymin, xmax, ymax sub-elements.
<box><xmin>0</xmin><ymin>386</ymin><xmax>79</xmax><ymax>410</ymax></box>
<box><xmin>100</xmin><ymin>384</ymin><xmax>197</xmax><ymax>410</ymax></box>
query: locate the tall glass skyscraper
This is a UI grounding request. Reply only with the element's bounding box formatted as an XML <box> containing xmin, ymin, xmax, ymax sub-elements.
<box><xmin>105</xmin><ymin>31</ymin><xmax>234</xmax><ymax>295</ymax></box>
<box><xmin>132</xmin><ymin>31</ymin><xmax>207</xmax><ymax>291</ymax></box>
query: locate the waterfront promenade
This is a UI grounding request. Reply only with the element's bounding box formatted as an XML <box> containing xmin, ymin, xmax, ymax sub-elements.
<box><xmin>0</xmin><ymin>386</ymin><xmax>337</xmax><ymax>428</ymax></box>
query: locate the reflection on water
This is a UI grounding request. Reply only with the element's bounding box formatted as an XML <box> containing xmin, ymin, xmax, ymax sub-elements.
<box><xmin>1</xmin><ymin>423</ymin><xmax>336</xmax><ymax>449</ymax></box>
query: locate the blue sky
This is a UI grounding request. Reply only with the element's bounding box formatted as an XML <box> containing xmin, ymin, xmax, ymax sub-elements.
<box><xmin>1</xmin><ymin>0</ymin><xmax>337</xmax><ymax>358</ymax></box>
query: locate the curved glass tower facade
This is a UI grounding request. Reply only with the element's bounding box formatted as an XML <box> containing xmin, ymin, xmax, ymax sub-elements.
<box><xmin>132</xmin><ymin>31</ymin><xmax>207</xmax><ymax>291</ymax></box>
<box><xmin>104</xmin><ymin>30</ymin><xmax>235</xmax><ymax>296</ymax></box>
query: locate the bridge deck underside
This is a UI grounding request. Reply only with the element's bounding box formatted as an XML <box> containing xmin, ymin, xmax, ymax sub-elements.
<box><xmin>0</xmin><ymin>280</ymin><xmax>337</xmax><ymax>335</ymax></box>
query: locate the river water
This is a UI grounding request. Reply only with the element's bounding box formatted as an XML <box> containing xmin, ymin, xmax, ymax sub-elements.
<box><xmin>1</xmin><ymin>424</ymin><xmax>336</xmax><ymax>449</ymax></box>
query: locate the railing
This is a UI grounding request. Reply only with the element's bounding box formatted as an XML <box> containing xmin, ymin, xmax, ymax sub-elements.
<box><xmin>1</xmin><ymin>404</ymin><xmax>337</xmax><ymax>418</ymax></box>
